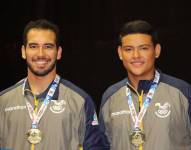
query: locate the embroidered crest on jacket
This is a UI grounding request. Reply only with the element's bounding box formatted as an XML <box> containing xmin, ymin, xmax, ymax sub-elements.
<box><xmin>50</xmin><ymin>100</ymin><xmax>66</xmax><ymax>114</ymax></box>
<box><xmin>155</xmin><ymin>102</ymin><xmax>171</xmax><ymax>118</ymax></box>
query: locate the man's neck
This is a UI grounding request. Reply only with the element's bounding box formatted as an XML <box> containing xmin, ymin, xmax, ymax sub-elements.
<box><xmin>128</xmin><ymin>71</ymin><xmax>155</xmax><ymax>90</ymax></box>
<box><xmin>27</xmin><ymin>72</ymin><xmax>57</xmax><ymax>95</ymax></box>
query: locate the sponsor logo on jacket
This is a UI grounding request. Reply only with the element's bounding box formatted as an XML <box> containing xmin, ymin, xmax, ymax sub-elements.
<box><xmin>111</xmin><ymin>110</ymin><xmax>130</xmax><ymax>117</ymax></box>
<box><xmin>5</xmin><ymin>105</ymin><xmax>26</xmax><ymax>112</ymax></box>
<box><xmin>92</xmin><ymin>112</ymin><xmax>99</xmax><ymax>126</ymax></box>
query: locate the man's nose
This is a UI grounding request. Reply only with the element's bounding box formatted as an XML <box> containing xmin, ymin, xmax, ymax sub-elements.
<box><xmin>37</xmin><ymin>46</ymin><xmax>45</xmax><ymax>56</ymax></box>
<box><xmin>132</xmin><ymin>49</ymin><xmax>140</xmax><ymax>58</ymax></box>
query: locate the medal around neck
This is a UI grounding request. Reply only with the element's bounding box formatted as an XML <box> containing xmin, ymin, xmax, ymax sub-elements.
<box><xmin>130</xmin><ymin>128</ymin><xmax>145</xmax><ymax>147</ymax></box>
<box><xmin>27</xmin><ymin>128</ymin><xmax>42</xmax><ymax>144</ymax></box>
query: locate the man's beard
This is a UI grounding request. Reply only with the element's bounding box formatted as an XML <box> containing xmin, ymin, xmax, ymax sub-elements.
<box><xmin>27</xmin><ymin>60</ymin><xmax>57</xmax><ymax>76</ymax></box>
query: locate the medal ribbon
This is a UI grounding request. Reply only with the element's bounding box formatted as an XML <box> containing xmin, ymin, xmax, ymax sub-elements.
<box><xmin>24</xmin><ymin>75</ymin><xmax>60</xmax><ymax>128</ymax></box>
<box><xmin>126</xmin><ymin>70</ymin><xmax>160</xmax><ymax>128</ymax></box>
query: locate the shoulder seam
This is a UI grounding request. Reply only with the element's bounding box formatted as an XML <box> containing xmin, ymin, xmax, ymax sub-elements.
<box><xmin>59</xmin><ymin>78</ymin><xmax>91</xmax><ymax>100</ymax></box>
<box><xmin>0</xmin><ymin>80</ymin><xmax>24</xmax><ymax>96</ymax></box>
<box><xmin>101</xmin><ymin>78</ymin><xmax>127</xmax><ymax>107</ymax></box>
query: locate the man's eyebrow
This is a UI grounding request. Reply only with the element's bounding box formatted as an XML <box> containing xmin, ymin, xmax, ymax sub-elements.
<box><xmin>122</xmin><ymin>45</ymin><xmax>133</xmax><ymax>47</ymax></box>
<box><xmin>28</xmin><ymin>43</ymin><xmax>38</xmax><ymax>45</ymax></box>
<box><xmin>44</xmin><ymin>43</ymin><xmax>55</xmax><ymax>46</ymax></box>
<box><xmin>138</xmin><ymin>44</ymin><xmax>151</xmax><ymax>46</ymax></box>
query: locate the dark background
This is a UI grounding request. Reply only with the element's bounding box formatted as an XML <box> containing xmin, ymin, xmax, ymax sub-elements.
<box><xmin>0</xmin><ymin>0</ymin><xmax>191</xmax><ymax>109</ymax></box>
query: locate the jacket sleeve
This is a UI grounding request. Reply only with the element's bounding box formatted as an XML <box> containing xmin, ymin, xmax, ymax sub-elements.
<box><xmin>82</xmin><ymin>95</ymin><xmax>110</xmax><ymax>150</ymax></box>
<box><xmin>98</xmin><ymin>93</ymin><xmax>112</xmax><ymax>149</ymax></box>
<box><xmin>0</xmin><ymin>100</ymin><xmax>3</xmax><ymax>148</ymax></box>
<box><xmin>188</xmin><ymin>86</ymin><xmax>191</xmax><ymax>124</ymax></box>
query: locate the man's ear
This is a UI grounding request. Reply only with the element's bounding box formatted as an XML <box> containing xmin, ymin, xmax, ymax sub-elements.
<box><xmin>21</xmin><ymin>45</ymin><xmax>26</xmax><ymax>59</ymax></box>
<box><xmin>118</xmin><ymin>46</ymin><xmax>123</xmax><ymax>60</ymax></box>
<box><xmin>57</xmin><ymin>46</ymin><xmax>62</xmax><ymax>60</ymax></box>
<box><xmin>155</xmin><ymin>44</ymin><xmax>161</xmax><ymax>58</ymax></box>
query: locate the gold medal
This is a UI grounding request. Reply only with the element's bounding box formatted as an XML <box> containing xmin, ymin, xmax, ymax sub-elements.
<box><xmin>27</xmin><ymin>128</ymin><xmax>42</xmax><ymax>144</ymax></box>
<box><xmin>130</xmin><ymin>128</ymin><xmax>145</xmax><ymax>147</ymax></box>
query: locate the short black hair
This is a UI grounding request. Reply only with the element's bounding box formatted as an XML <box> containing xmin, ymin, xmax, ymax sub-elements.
<box><xmin>23</xmin><ymin>19</ymin><xmax>60</xmax><ymax>47</ymax></box>
<box><xmin>119</xmin><ymin>20</ymin><xmax>159</xmax><ymax>46</ymax></box>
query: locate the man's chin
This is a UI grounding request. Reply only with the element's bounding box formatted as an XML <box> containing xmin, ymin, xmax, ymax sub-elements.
<box><xmin>32</xmin><ymin>71</ymin><xmax>50</xmax><ymax>76</ymax></box>
<box><xmin>29</xmin><ymin>68</ymin><xmax>55</xmax><ymax>76</ymax></box>
<box><xmin>27</xmin><ymin>62</ymin><xmax>56</xmax><ymax>77</ymax></box>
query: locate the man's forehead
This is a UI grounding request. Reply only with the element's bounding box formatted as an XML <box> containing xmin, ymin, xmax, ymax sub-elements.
<box><xmin>27</xmin><ymin>29</ymin><xmax>56</xmax><ymax>38</ymax></box>
<box><xmin>121</xmin><ymin>33</ymin><xmax>153</xmax><ymax>45</ymax></box>
<box><xmin>26</xmin><ymin>29</ymin><xmax>56</xmax><ymax>44</ymax></box>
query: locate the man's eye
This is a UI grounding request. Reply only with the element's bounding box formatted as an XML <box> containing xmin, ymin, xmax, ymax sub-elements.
<box><xmin>140</xmin><ymin>47</ymin><xmax>149</xmax><ymax>50</ymax></box>
<box><xmin>44</xmin><ymin>45</ymin><xmax>52</xmax><ymax>49</ymax></box>
<box><xmin>124</xmin><ymin>47</ymin><xmax>133</xmax><ymax>51</ymax></box>
<box><xmin>142</xmin><ymin>47</ymin><xmax>148</xmax><ymax>50</ymax></box>
<box><xmin>44</xmin><ymin>45</ymin><xmax>55</xmax><ymax>49</ymax></box>
<box><xmin>29</xmin><ymin>45</ymin><xmax>38</xmax><ymax>49</ymax></box>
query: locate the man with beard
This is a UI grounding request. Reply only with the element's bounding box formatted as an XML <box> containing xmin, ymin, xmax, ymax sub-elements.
<box><xmin>0</xmin><ymin>19</ymin><xmax>109</xmax><ymax>150</ymax></box>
